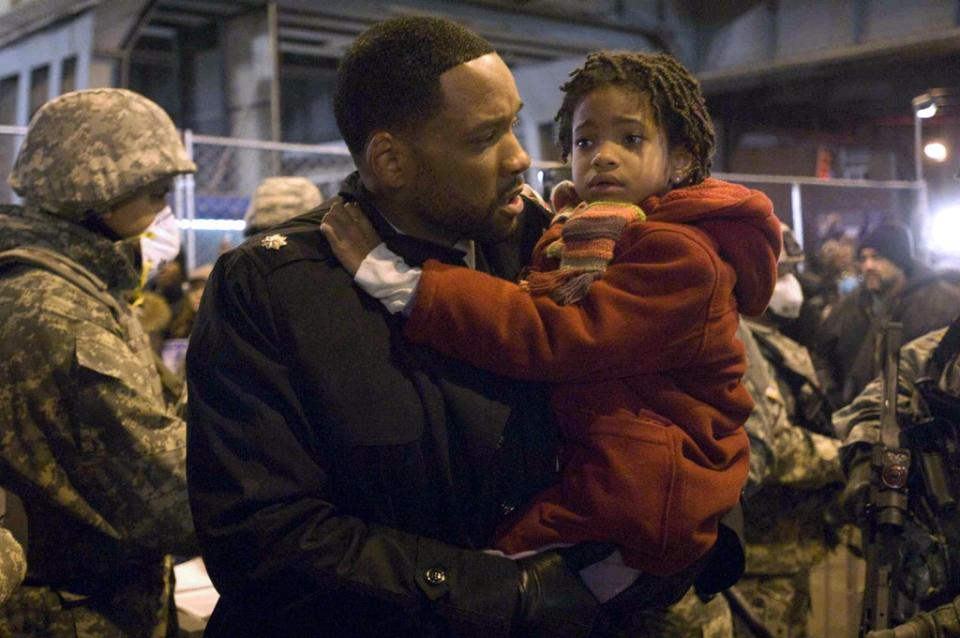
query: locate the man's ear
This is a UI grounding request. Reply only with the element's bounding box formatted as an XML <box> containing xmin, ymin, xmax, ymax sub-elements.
<box><xmin>668</xmin><ymin>147</ymin><xmax>695</xmax><ymax>184</ymax></box>
<box><xmin>363</xmin><ymin>131</ymin><xmax>411</xmax><ymax>190</ymax></box>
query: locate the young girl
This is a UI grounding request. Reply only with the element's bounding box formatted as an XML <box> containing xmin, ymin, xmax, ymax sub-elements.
<box><xmin>322</xmin><ymin>51</ymin><xmax>781</xmax><ymax>585</ymax></box>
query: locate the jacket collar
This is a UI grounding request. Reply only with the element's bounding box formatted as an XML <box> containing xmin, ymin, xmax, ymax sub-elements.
<box><xmin>0</xmin><ymin>204</ymin><xmax>139</xmax><ymax>292</ymax></box>
<box><xmin>339</xmin><ymin>172</ymin><xmax>470</xmax><ymax>268</ymax></box>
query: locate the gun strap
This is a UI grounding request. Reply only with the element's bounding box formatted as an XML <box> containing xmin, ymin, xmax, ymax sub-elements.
<box><xmin>930</xmin><ymin>313</ymin><xmax>960</xmax><ymax>381</ymax></box>
<box><xmin>722</xmin><ymin>586</ymin><xmax>778</xmax><ymax>638</ymax></box>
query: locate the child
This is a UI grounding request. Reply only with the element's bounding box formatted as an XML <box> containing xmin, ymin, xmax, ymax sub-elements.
<box><xmin>322</xmin><ymin>51</ymin><xmax>781</xmax><ymax>585</ymax></box>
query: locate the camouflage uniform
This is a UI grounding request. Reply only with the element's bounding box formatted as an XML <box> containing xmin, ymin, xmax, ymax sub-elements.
<box><xmin>0</xmin><ymin>529</ymin><xmax>25</xmax><ymax>605</ymax></box>
<box><xmin>838</xmin><ymin>325</ymin><xmax>960</xmax><ymax>638</ymax></box>
<box><xmin>243</xmin><ymin>175</ymin><xmax>323</xmax><ymax>235</ymax></box>
<box><xmin>0</xmin><ymin>89</ymin><xmax>196</xmax><ymax>637</ymax></box>
<box><xmin>734</xmin><ymin>319</ymin><xmax>843</xmax><ymax>638</ymax></box>
<box><xmin>615</xmin><ymin>587</ymin><xmax>734</xmax><ymax>638</ymax></box>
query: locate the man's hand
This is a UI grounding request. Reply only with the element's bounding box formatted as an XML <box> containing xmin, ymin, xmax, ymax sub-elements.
<box><xmin>320</xmin><ymin>200</ymin><xmax>382</xmax><ymax>276</ymax></box>
<box><xmin>512</xmin><ymin>547</ymin><xmax>609</xmax><ymax>637</ymax></box>
<box><xmin>520</xmin><ymin>183</ymin><xmax>548</xmax><ymax>210</ymax></box>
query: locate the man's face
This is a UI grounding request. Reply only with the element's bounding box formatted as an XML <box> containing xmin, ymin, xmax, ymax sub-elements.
<box><xmin>859</xmin><ymin>247</ymin><xmax>905</xmax><ymax>293</ymax></box>
<box><xmin>403</xmin><ymin>53</ymin><xmax>530</xmax><ymax>243</ymax></box>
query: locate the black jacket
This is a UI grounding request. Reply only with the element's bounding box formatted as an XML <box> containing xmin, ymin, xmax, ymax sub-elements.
<box><xmin>186</xmin><ymin>177</ymin><xmax>560</xmax><ymax>636</ymax></box>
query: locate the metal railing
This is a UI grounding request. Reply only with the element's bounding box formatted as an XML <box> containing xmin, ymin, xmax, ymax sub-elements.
<box><xmin>0</xmin><ymin>127</ymin><xmax>928</xmax><ymax>275</ymax></box>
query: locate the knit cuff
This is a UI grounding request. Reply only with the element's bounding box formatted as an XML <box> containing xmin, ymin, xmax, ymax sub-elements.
<box><xmin>580</xmin><ymin>201</ymin><xmax>646</xmax><ymax>222</ymax></box>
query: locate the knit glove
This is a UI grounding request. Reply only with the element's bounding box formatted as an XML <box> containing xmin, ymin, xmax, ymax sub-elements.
<box><xmin>525</xmin><ymin>194</ymin><xmax>645</xmax><ymax>305</ymax></box>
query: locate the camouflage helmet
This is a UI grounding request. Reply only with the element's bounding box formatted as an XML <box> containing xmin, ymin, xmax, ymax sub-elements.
<box><xmin>244</xmin><ymin>176</ymin><xmax>322</xmax><ymax>236</ymax></box>
<box><xmin>779</xmin><ymin>224</ymin><xmax>804</xmax><ymax>266</ymax></box>
<box><xmin>9</xmin><ymin>88</ymin><xmax>196</xmax><ymax>220</ymax></box>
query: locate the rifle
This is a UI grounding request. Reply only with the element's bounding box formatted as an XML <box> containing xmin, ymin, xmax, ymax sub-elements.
<box><xmin>861</xmin><ymin>321</ymin><xmax>911</xmax><ymax>636</ymax></box>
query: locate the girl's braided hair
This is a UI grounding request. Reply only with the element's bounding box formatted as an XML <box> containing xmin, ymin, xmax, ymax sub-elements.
<box><xmin>555</xmin><ymin>51</ymin><xmax>716</xmax><ymax>186</ymax></box>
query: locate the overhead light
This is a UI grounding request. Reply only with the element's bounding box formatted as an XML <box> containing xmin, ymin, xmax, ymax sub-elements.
<box><xmin>913</xmin><ymin>93</ymin><xmax>939</xmax><ymax>118</ymax></box>
<box><xmin>927</xmin><ymin>205</ymin><xmax>960</xmax><ymax>256</ymax></box>
<box><xmin>924</xmin><ymin>142</ymin><xmax>948</xmax><ymax>161</ymax></box>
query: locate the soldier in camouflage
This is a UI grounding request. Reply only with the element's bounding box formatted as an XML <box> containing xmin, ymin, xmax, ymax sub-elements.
<box><xmin>243</xmin><ymin>175</ymin><xmax>323</xmax><ymax>236</ymax></box>
<box><xmin>837</xmin><ymin>317</ymin><xmax>960</xmax><ymax>638</ymax></box>
<box><xmin>0</xmin><ymin>89</ymin><xmax>197</xmax><ymax>637</ymax></box>
<box><xmin>716</xmin><ymin>230</ymin><xmax>844</xmax><ymax>638</ymax></box>
<box><xmin>733</xmin><ymin>228</ymin><xmax>845</xmax><ymax>638</ymax></box>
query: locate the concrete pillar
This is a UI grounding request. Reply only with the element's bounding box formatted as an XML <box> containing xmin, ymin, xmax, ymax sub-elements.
<box><xmin>15</xmin><ymin>69</ymin><xmax>28</xmax><ymax>125</ymax></box>
<box><xmin>222</xmin><ymin>6</ymin><xmax>278</xmax><ymax>194</ymax></box>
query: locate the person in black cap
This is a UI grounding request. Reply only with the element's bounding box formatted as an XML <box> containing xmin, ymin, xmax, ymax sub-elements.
<box><xmin>814</xmin><ymin>222</ymin><xmax>960</xmax><ymax>409</ymax></box>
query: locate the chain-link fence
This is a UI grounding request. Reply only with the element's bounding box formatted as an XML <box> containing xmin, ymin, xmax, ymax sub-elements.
<box><xmin>180</xmin><ymin>132</ymin><xmax>355</xmax><ymax>270</ymax></box>
<box><xmin>0</xmin><ymin>125</ymin><xmax>26</xmax><ymax>206</ymax></box>
<box><xmin>0</xmin><ymin>127</ymin><xmax>929</xmax><ymax>277</ymax></box>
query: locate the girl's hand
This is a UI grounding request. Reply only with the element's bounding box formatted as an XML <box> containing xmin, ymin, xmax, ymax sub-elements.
<box><xmin>320</xmin><ymin>200</ymin><xmax>383</xmax><ymax>276</ymax></box>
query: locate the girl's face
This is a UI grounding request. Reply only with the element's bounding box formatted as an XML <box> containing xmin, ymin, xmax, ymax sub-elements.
<box><xmin>571</xmin><ymin>85</ymin><xmax>691</xmax><ymax>205</ymax></box>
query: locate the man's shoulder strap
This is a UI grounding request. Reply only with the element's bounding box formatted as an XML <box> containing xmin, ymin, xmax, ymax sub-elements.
<box><xmin>0</xmin><ymin>246</ymin><xmax>125</xmax><ymax>326</ymax></box>
<box><xmin>930</xmin><ymin>314</ymin><xmax>960</xmax><ymax>380</ymax></box>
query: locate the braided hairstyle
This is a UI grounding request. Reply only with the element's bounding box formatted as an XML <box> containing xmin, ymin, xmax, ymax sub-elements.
<box><xmin>555</xmin><ymin>51</ymin><xmax>715</xmax><ymax>187</ymax></box>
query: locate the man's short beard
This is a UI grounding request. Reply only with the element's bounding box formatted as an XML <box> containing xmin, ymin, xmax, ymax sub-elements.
<box><xmin>410</xmin><ymin>165</ymin><xmax>510</xmax><ymax>243</ymax></box>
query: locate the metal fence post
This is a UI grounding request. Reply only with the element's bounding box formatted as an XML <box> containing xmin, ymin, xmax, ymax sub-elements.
<box><xmin>791</xmin><ymin>180</ymin><xmax>804</xmax><ymax>247</ymax></box>
<box><xmin>184</xmin><ymin>128</ymin><xmax>197</xmax><ymax>272</ymax></box>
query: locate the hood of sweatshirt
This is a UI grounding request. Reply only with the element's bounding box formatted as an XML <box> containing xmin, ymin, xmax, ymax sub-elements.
<box><xmin>641</xmin><ymin>177</ymin><xmax>782</xmax><ymax>316</ymax></box>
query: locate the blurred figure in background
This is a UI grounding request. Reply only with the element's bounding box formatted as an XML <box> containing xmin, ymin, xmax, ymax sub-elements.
<box><xmin>819</xmin><ymin>236</ymin><xmax>859</xmax><ymax>302</ymax></box>
<box><xmin>150</xmin><ymin>253</ymin><xmax>187</xmax><ymax>309</ymax></box>
<box><xmin>168</xmin><ymin>263</ymin><xmax>213</xmax><ymax>340</ymax></box>
<box><xmin>0</xmin><ymin>88</ymin><xmax>197</xmax><ymax>637</ymax></box>
<box><xmin>815</xmin><ymin>223</ymin><xmax>960</xmax><ymax>410</ymax></box>
<box><xmin>137</xmin><ymin>289</ymin><xmax>174</xmax><ymax>354</ymax></box>
<box><xmin>162</xmin><ymin>263</ymin><xmax>213</xmax><ymax>377</ymax></box>
<box><xmin>733</xmin><ymin>227</ymin><xmax>845</xmax><ymax>638</ymax></box>
<box><xmin>243</xmin><ymin>176</ymin><xmax>322</xmax><ymax>237</ymax></box>
<box><xmin>748</xmin><ymin>226</ymin><xmax>837</xmax><ymax>437</ymax></box>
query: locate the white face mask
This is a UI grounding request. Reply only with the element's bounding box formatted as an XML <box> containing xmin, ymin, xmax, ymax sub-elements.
<box><xmin>140</xmin><ymin>207</ymin><xmax>181</xmax><ymax>280</ymax></box>
<box><xmin>768</xmin><ymin>272</ymin><xmax>804</xmax><ymax>319</ymax></box>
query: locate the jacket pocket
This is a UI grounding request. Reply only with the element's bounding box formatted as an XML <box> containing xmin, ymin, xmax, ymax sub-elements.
<box><xmin>551</xmin><ymin>405</ymin><xmax>680</xmax><ymax>556</ymax></box>
<box><xmin>75</xmin><ymin>326</ymin><xmax>134</xmax><ymax>381</ymax></box>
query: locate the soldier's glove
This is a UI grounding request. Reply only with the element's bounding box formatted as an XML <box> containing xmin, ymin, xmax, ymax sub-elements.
<box><xmin>866</xmin><ymin>594</ymin><xmax>960</xmax><ymax>638</ymax></box>
<box><xmin>512</xmin><ymin>543</ymin><xmax>613</xmax><ymax>637</ymax></box>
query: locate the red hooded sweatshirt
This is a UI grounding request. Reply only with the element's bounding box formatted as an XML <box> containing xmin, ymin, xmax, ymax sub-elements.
<box><xmin>403</xmin><ymin>178</ymin><xmax>782</xmax><ymax>574</ymax></box>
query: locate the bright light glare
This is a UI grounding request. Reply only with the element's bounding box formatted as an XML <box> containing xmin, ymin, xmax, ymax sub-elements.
<box><xmin>925</xmin><ymin>142</ymin><xmax>948</xmax><ymax>162</ymax></box>
<box><xmin>917</xmin><ymin>103</ymin><xmax>938</xmax><ymax>119</ymax></box>
<box><xmin>927</xmin><ymin>205</ymin><xmax>960</xmax><ymax>256</ymax></box>
<box><xmin>177</xmin><ymin>219</ymin><xmax>247</xmax><ymax>231</ymax></box>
